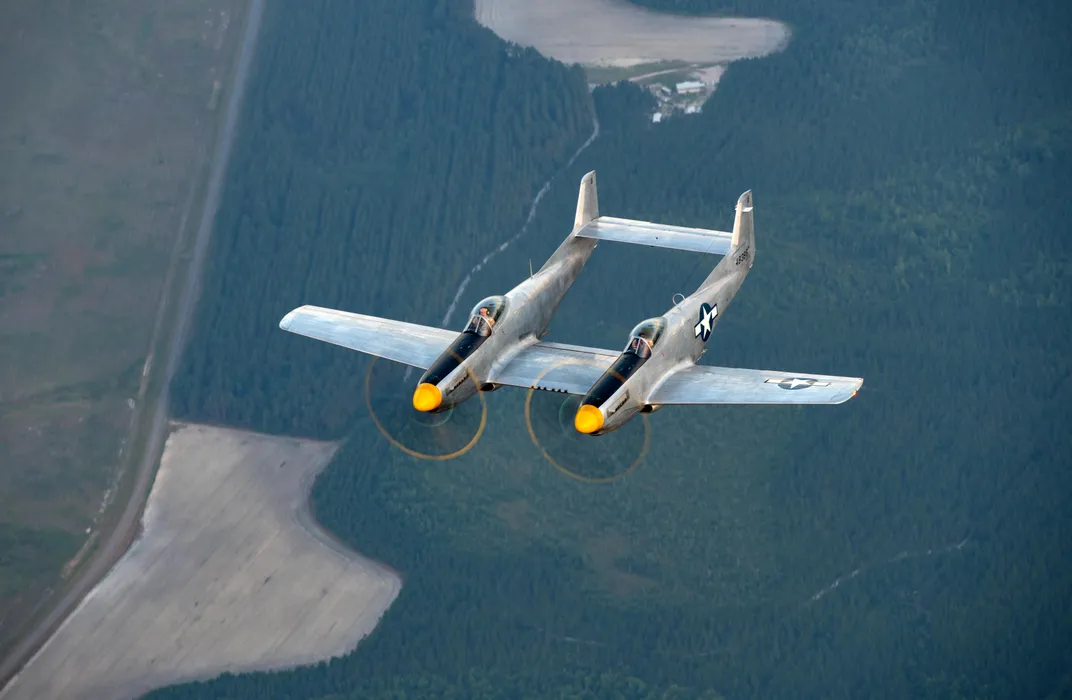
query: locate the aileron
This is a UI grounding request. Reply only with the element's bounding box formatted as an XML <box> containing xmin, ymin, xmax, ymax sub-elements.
<box><xmin>649</xmin><ymin>365</ymin><xmax>862</xmax><ymax>405</ymax></box>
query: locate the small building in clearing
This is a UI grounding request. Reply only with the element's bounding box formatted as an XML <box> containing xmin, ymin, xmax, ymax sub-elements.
<box><xmin>675</xmin><ymin>81</ymin><xmax>705</xmax><ymax>94</ymax></box>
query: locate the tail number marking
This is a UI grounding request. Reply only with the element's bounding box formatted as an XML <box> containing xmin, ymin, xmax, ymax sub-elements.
<box><xmin>734</xmin><ymin>245</ymin><xmax>751</xmax><ymax>267</ymax></box>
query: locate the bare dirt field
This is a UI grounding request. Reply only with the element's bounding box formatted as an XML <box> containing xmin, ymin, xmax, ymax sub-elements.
<box><xmin>0</xmin><ymin>423</ymin><xmax>402</xmax><ymax>700</ymax></box>
<box><xmin>473</xmin><ymin>0</ymin><xmax>789</xmax><ymax>70</ymax></box>
<box><xmin>0</xmin><ymin>0</ymin><xmax>247</xmax><ymax>655</ymax></box>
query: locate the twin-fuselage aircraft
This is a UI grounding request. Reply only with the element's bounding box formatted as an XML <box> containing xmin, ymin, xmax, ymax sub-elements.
<box><xmin>280</xmin><ymin>171</ymin><xmax>862</xmax><ymax>436</ymax></box>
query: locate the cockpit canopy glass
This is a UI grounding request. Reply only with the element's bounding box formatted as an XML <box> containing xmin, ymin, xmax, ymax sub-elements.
<box><xmin>624</xmin><ymin>317</ymin><xmax>666</xmax><ymax>359</ymax></box>
<box><xmin>582</xmin><ymin>318</ymin><xmax>666</xmax><ymax>407</ymax></box>
<box><xmin>464</xmin><ymin>296</ymin><xmax>507</xmax><ymax>337</ymax></box>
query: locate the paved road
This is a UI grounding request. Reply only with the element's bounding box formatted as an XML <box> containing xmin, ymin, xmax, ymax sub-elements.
<box><xmin>0</xmin><ymin>0</ymin><xmax>266</xmax><ymax>692</ymax></box>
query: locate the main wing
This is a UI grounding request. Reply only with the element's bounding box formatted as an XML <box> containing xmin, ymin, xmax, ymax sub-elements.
<box><xmin>279</xmin><ymin>305</ymin><xmax>456</xmax><ymax>369</ymax></box>
<box><xmin>487</xmin><ymin>341</ymin><xmax>617</xmax><ymax>395</ymax></box>
<box><xmin>649</xmin><ymin>365</ymin><xmax>862</xmax><ymax>405</ymax></box>
<box><xmin>280</xmin><ymin>305</ymin><xmax>618</xmax><ymax>393</ymax></box>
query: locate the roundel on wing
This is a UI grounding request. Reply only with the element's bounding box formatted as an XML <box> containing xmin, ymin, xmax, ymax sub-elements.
<box><xmin>769</xmin><ymin>377</ymin><xmax>832</xmax><ymax>390</ymax></box>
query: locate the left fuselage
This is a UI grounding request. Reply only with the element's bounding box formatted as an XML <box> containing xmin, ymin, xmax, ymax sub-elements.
<box><xmin>413</xmin><ymin>234</ymin><xmax>597</xmax><ymax>412</ymax></box>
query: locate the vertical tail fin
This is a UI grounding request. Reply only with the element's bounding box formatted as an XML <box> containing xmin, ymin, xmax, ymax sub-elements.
<box><xmin>574</xmin><ymin>171</ymin><xmax>599</xmax><ymax>231</ymax></box>
<box><xmin>696</xmin><ymin>190</ymin><xmax>754</xmax><ymax>291</ymax></box>
<box><xmin>540</xmin><ymin>171</ymin><xmax>600</xmax><ymax>272</ymax></box>
<box><xmin>730</xmin><ymin>190</ymin><xmax>754</xmax><ymax>257</ymax></box>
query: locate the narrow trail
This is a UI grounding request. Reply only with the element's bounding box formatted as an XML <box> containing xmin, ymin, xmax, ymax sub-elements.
<box><xmin>806</xmin><ymin>534</ymin><xmax>971</xmax><ymax>604</ymax></box>
<box><xmin>439</xmin><ymin>110</ymin><xmax>601</xmax><ymax>328</ymax></box>
<box><xmin>539</xmin><ymin>533</ymin><xmax>975</xmax><ymax>660</ymax></box>
<box><xmin>400</xmin><ymin>109</ymin><xmax>600</xmax><ymax>385</ymax></box>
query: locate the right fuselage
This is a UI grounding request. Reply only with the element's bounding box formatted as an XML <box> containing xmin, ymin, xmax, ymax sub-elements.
<box><xmin>574</xmin><ymin>265</ymin><xmax>748</xmax><ymax>436</ymax></box>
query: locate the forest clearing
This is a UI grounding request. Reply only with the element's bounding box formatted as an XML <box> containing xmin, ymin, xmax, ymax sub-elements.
<box><xmin>0</xmin><ymin>424</ymin><xmax>401</xmax><ymax>700</ymax></box>
<box><xmin>473</xmin><ymin>0</ymin><xmax>788</xmax><ymax>73</ymax></box>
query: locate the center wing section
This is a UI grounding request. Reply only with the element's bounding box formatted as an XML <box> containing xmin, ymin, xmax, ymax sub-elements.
<box><xmin>649</xmin><ymin>365</ymin><xmax>862</xmax><ymax>405</ymax></box>
<box><xmin>488</xmin><ymin>340</ymin><xmax>618</xmax><ymax>395</ymax></box>
<box><xmin>279</xmin><ymin>305</ymin><xmax>456</xmax><ymax>370</ymax></box>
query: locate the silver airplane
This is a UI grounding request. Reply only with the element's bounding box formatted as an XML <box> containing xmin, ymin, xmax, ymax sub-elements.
<box><xmin>279</xmin><ymin>171</ymin><xmax>862</xmax><ymax>434</ymax></box>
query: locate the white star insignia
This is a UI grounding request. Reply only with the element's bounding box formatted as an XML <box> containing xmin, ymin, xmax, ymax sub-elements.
<box><xmin>694</xmin><ymin>304</ymin><xmax>718</xmax><ymax>339</ymax></box>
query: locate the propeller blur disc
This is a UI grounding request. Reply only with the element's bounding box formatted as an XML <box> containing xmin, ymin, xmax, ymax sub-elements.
<box><xmin>364</xmin><ymin>357</ymin><xmax>486</xmax><ymax>461</ymax></box>
<box><xmin>523</xmin><ymin>363</ymin><xmax>651</xmax><ymax>483</ymax></box>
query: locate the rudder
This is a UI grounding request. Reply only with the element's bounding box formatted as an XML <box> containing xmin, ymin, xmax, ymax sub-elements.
<box><xmin>730</xmin><ymin>190</ymin><xmax>754</xmax><ymax>267</ymax></box>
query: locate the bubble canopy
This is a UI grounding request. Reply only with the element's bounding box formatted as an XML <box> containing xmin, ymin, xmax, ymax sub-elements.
<box><xmin>624</xmin><ymin>317</ymin><xmax>666</xmax><ymax>359</ymax></box>
<box><xmin>581</xmin><ymin>317</ymin><xmax>667</xmax><ymax>408</ymax></box>
<box><xmin>464</xmin><ymin>296</ymin><xmax>507</xmax><ymax>337</ymax></box>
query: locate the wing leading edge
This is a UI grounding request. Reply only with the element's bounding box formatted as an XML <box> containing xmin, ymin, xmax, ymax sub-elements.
<box><xmin>280</xmin><ymin>307</ymin><xmax>861</xmax><ymax>404</ymax></box>
<box><xmin>649</xmin><ymin>365</ymin><xmax>862</xmax><ymax>405</ymax></box>
<box><xmin>280</xmin><ymin>306</ymin><xmax>617</xmax><ymax>394</ymax></box>
<box><xmin>279</xmin><ymin>305</ymin><xmax>456</xmax><ymax>369</ymax></box>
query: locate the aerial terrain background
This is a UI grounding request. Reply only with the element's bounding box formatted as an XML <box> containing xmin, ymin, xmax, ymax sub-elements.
<box><xmin>6</xmin><ymin>0</ymin><xmax>1070</xmax><ymax>697</ymax></box>
<box><xmin>154</xmin><ymin>0</ymin><xmax>1072</xmax><ymax>697</ymax></box>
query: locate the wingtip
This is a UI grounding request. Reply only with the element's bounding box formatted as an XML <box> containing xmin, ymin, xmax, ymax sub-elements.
<box><xmin>279</xmin><ymin>307</ymin><xmax>303</xmax><ymax>331</ymax></box>
<box><xmin>830</xmin><ymin>378</ymin><xmax>864</xmax><ymax>404</ymax></box>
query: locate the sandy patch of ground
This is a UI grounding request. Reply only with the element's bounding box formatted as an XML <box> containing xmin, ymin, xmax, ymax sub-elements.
<box><xmin>693</xmin><ymin>64</ymin><xmax>727</xmax><ymax>87</ymax></box>
<box><xmin>474</xmin><ymin>0</ymin><xmax>788</xmax><ymax>116</ymax></box>
<box><xmin>473</xmin><ymin>0</ymin><xmax>789</xmax><ymax>70</ymax></box>
<box><xmin>0</xmin><ymin>424</ymin><xmax>401</xmax><ymax>700</ymax></box>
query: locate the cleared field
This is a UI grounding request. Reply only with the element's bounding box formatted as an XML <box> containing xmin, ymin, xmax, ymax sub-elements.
<box><xmin>0</xmin><ymin>424</ymin><xmax>401</xmax><ymax>700</ymax></box>
<box><xmin>0</xmin><ymin>0</ymin><xmax>248</xmax><ymax>650</ymax></box>
<box><xmin>473</xmin><ymin>0</ymin><xmax>789</xmax><ymax>69</ymax></box>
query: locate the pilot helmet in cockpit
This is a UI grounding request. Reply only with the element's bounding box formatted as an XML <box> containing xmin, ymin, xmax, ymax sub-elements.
<box><xmin>628</xmin><ymin>335</ymin><xmax>655</xmax><ymax>359</ymax></box>
<box><xmin>465</xmin><ymin>296</ymin><xmax>506</xmax><ymax>337</ymax></box>
<box><xmin>625</xmin><ymin>317</ymin><xmax>666</xmax><ymax>359</ymax></box>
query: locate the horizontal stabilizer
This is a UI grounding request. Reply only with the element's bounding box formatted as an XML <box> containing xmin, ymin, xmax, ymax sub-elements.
<box><xmin>649</xmin><ymin>365</ymin><xmax>862</xmax><ymax>405</ymax></box>
<box><xmin>575</xmin><ymin>216</ymin><xmax>734</xmax><ymax>255</ymax></box>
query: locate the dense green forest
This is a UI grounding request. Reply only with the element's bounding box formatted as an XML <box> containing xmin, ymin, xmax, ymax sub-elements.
<box><xmin>159</xmin><ymin>0</ymin><xmax>1071</xmax><ymax>698</ymax></box>
<box><xmin>169</xmin><ymin>0</ymin><xmax>595</xmax><ymax>437</ymax></box>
